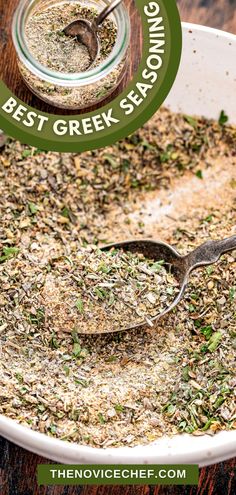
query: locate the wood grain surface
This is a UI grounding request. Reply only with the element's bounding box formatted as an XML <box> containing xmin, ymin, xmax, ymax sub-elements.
<box><xmin>0</xmin><ymin>441</ymin><xmax>235</xmax><ymax>495</ymax></box>
<box><xmin>0</xmin><ymin>1</ymin><xmax>236</xmax><ymax>494</ymax></box>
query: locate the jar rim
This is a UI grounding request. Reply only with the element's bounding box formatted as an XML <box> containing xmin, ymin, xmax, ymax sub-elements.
<box><xmin>12</xmin><ymin>0</ymin><xmax>130</xmax><ymax>88</ymax></box>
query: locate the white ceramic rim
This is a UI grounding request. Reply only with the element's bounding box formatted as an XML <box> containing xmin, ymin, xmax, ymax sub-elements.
<box><xmin>1</xmin><ymin>414</ymin><xmax>236</xmax><ymax>466</ymax></box>
<box><xmin>166</xmin><ymin>21</ymin><xmax>236</xmax><ymax>122</ymax></box>
<box><xmin>1</xmin><ymin>22</ymin><xmax>236</xmax><ymax>466</ymax></box>
<box><xmin>182</xmin><ymin>20</ymin><xmax>236</xmax><ymax>41</ymax></box>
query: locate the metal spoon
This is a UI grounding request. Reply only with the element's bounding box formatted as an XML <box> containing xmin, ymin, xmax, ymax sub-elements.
<box><xmin>63</xmin><ymin>0</ymin><xmax>122</xmax><ymax>63</ymax></box>
<box><xmin>89</xmin><ymin>235</ymin><xmax>236</xmax><ymax>334</ymax></box>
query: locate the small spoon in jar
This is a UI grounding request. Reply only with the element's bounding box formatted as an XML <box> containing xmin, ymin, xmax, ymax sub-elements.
<box><xmin>84</xmin><ymin>235</ymin><xmax>236</xmax><ymax>334</ymax></box>
<box><xmin>63</xmin><ymin>0</ymin><xmax>122</xmax><ymax>64</ymax></box>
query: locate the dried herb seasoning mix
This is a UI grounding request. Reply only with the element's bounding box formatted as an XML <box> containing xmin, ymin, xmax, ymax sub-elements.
<box><xmin>0</xmin><ymin>246</ymin><xmax>178</xmax><ymax>336</ymax></box>
<box><xmin>0</xmin><ymin>107</ymin><xmax>235</xmax><ymax>447</ymax></box>
<box><xmin>25</xmin><ymin>3</ymin><xmax>117</xmax><ymax>73</ymax></box>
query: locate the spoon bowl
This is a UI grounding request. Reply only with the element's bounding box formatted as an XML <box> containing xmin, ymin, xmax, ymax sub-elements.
<box><xmin>63</xmin><ymin>19</ymin><xmax>99</xmax><ymax>62</ymax></box>
<box><xmin>63</xmin><ymin>0</ymin><xmax>123</xmax><ymax>64</ymax></box>
<box><xmin>101</xmin><ymin>239</ymin><xmax>188</xmax><ymax>332</ymax></box>
<box><xmin>96</xmin><ymin>235</ymin><xmax>236</xmax><ymax>334</ymax></box>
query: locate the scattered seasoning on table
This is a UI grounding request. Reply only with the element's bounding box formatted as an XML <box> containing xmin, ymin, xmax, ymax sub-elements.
<box><xmin>0</xmin><ymin>108</ymin><xmax>235</xmax><ymax>446</ymax></box>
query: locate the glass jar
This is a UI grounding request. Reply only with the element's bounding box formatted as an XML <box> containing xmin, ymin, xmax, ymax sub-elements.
<box><xmin>12</xmin><ymin>0</ymin><xmax>130</xmax><ymax>110</ymax></box>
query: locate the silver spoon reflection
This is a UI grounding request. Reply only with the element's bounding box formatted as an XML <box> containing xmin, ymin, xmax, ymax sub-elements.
<box><xmin>87</xmin><ymin>235</ymin><xmax>236</xmax><ymax>334</ymax></box>
<box><xmin>63</xmin><ymin>0</ymin><xmax>122</xmax><ymax>64</ymax></box>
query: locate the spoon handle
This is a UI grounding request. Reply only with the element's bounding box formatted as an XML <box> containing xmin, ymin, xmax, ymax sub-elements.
<box><xmin>185</xmin><ymin>235</ymin><xmax>236</xmax><ymax>271</ymax></box>
<box><xmin>95</xmin><ymin>0</ymin><xmax>123</xmax><ymax>27</ymax></box>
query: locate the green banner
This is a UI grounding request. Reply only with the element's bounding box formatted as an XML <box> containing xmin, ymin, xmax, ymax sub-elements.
<box><xmin>0</xmin><ymin>0</ymin><xmax>181</xmax><ymax>152</ymax></box>
<box><xmin>37</xmin><ymin>464</ymin><xmax>199</xmax><ymax>486</ymax></box>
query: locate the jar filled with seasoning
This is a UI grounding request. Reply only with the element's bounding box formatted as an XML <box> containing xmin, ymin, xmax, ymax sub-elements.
<box><xmin>12</xmin><ymin>0</ymin><xmax>130</xmax><ymax>110</ymax></box>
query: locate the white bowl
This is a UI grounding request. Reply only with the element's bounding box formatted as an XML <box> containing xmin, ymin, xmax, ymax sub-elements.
<box><xmin>166</xmin><ymin>23</ymin><xmax>236</xmax><ymax>121</ymax></box>
<box><xmin>1</xmin><ymin>23</ymin><xmax>236</xmax><ymax>466</ymax></box>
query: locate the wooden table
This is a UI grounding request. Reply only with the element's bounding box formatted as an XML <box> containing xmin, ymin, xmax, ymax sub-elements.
<box><xmin>0</xmin><ymin>1</ymin><xmax>236</xmax><ymax>494</ymax></box>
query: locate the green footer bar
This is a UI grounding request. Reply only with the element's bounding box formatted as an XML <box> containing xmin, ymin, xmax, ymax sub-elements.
<box><xmin>37</xmin><ymin>464</ymin><xmax>199</xmax><ymax>485</ymax></box>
